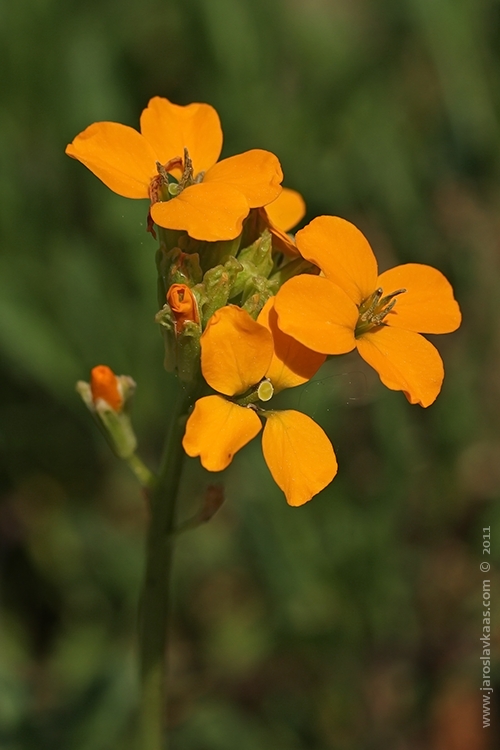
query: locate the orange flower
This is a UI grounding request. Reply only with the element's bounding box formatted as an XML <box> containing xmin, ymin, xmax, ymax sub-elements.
<box><xmin>182</xmin><ymin>303</ymin><xmax>337</xmax><ymax>506</ymax></box>
<box><xmin>90</xmin><ymin>365</ymin><xmax>123</xmax><ymax>412</ymax></box>
<box><xmin>274</xmin><ymin>216</ymin><xmax>462</xmax><ymax>407</ymax></box>
<box><xmin>66</xmin><ymin>97</ymin><xmax>283</xmax><ymax>242</ymax></box>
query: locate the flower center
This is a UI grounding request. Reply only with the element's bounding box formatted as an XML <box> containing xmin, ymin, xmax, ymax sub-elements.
<box><xmin>355</xmin><ymin>287</ymin><xmax>406</xmax><ymax>337</ymax></box>
<box><xmin>149</xmin><ymin>148</ymin><xmax>205</xmax><ymax>204</ymax></box>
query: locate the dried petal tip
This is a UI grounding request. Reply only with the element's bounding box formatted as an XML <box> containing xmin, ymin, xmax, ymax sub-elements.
<box><xmin>90</xmin><ymin>365</ymin><xmax>124</xmax><ymax>411</ymax></box>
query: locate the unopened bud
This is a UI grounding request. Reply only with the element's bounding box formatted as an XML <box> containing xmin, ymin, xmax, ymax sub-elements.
<box><xmin>76</xmin><ymin>366</ymin><xmax>137</xmax><ymax>458</ymax></box>
<box><xmin>198</xmin><ymin>257</ymin><xmax>242</xmax><ymax>324</ymax></box>
<box><xmin>156</xmin><ymin>284</ymin><xmax>202</xmax><ymax>383</ymax></box>
<box><xmin>167</xmin><ymin>284</ymin><xmax>200</xmax><ymax>332</ymax></box>
<box><xmin>90</xmin><ymin>365</ymin><xmax>124</xmax><ymax>411</ymax></box>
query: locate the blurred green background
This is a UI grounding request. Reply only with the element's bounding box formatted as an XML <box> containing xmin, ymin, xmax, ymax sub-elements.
<box><xmin>1</xmin><ymin>0</ymin><xmax>499</xmax><ymax>748</ymax></box>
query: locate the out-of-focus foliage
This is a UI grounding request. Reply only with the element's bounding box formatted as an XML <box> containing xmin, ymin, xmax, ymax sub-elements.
<box><xmin>1</xmin><ymin>0</ymin><xmax>499</xmax><ymax>747</ymax></box>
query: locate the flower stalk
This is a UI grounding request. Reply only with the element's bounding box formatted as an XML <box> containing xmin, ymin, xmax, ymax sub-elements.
<box><xmin>136</xmin><ymin>381</ymin><xmax>199</xmax><ymax>750</ymax></box>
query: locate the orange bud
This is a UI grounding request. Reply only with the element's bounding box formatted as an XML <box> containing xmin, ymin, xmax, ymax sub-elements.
<box><xmin>90</xmin><ymin>365</ymin><xmax>123</xmax><ymax>412</ymax></box>
<box><xmin>167</xmin><ymin>284</ymin><xmax>199</xmax><ymax>332</ymax></box>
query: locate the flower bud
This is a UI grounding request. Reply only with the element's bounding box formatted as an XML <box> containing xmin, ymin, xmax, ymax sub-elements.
<box><xmin>198</xmin><ymin>257</ymin><xmax>243</xmax><ymax>325</ymax></box>
<box><xmin>156</xmin><ymin>284</ymin><xmax>202</xmax><ymax>383</ymax></box>
<box><xmin>167</xmin><ymin>284</ymin><xmax>200</xmax><ymax>332</ymax></box>
<box><xmin>229</xmin><ymin>231</ymin><xmax>274</xmax><ymax>300</ymax></box>
<box><xmin>90</xmin><ymin>365</ymin><xmax>124</xmax><ymax>411</ymax></box>
<box><xmin>237</xmin><ymin>229</ymin><xmax>273</xmax><ymax>277</ymax></box>
<box><xmin>77</xmin><ymin>366</ymin><xmax>137</xmax><ymax>458</ymax></box>
<box><xmin>242</xmin><ymin>277</ymin><xmax>278</xmax><ymax>318</ymax></box>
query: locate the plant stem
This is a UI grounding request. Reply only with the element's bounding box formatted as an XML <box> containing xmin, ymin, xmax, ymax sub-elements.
<box><xmin>126</xmin><ymin>453</ymin><xmax>156</xmax><ymax>489</ymax></box>
<box><xmin>136</xmin><ymin>381</ymin><xmax>197</xmax><ymax>750</ymax></box>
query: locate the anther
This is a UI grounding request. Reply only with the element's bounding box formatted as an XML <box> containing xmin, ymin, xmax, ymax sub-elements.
<box><xmin>378</xmin><ymin>288</ymin><xmax>407</xmax><ymax>307</ymax></box>
<box><xmin>155</xmin><ymin>161</ymin><xmax>170</xmax><ymax>185</ymax></box>
<box><xmin>360</xmin><ymin>288</ymin><xmax>383</xmax><ymax>321</ymax></box>
<box><xmin>371</xmin><ymin>297</ymin><xmax>397</xmax><ymax>325</ymax></box>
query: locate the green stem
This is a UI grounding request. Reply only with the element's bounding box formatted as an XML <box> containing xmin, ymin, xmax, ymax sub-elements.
<box><xmin>126</xmin><ymin>453</ymin><xmax>156</xmax><ymax>489</ymax></box>
<box><xmin>136</xmin><ymin>381</ymin><xmax>198</xmax><ymax>750</ymax></box>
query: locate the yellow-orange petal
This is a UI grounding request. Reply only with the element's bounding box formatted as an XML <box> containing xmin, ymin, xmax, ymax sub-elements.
<box><xmin>356</xmin><ymin>326</ymin><xmax>444</xmax><ymax>407</ymax></box>
<box><xmin>262</xmin><ymin>410</ymin><xmax>337</xmax><ymax>506</ymax></box>
<box><xmin>268</xmin><ymin>223</ymin><xmax>300</xmax><ymax>255</ymax></box>
<box><xmin>295</xmin><ymin>216</ymin><xmax>378</xmax><ymax>305</ymax></box>
<box><xmin>201</xmin><ymin>306</ymin><xmax>273</xmax><ymax>396</ymax></box>
<box><xmin>139</xmin><ymin>97</ymin><xmax>222</xmax><ymax>177</ymax></box>
<box><xmin>90</xmin><ymin>365</ymin><xmax>123</xmax><ymax>411</ymax></box>
<box><xmin>150</xmin><ymin>182</ymin><xmax>250</xmax><ymax>241</ymax></box>
<box><xmin>65</xmin><ymin>122</ymin><xmax>156</xmax><ymax>198</ymax></box>
<box><xmin>182</xmin><ymin>395</ymin><xmax>262</xmax><ymax>471</ymax></box>
<box><xmin>274</xmin><ymin>276</ymin><xmax>358</xmax><ymax>355</ymax></box>
<box><xmin>203</xmin><ymin>149</ymin><xmax>283</xmax><ymax>208</ymax></box>
<box><xmin>377</xmin><ymin>263</ymin><xmax>462</xmax><ymax>334</ymax></box>
<box><xmin>257</xmin><ymin>298</ymin><xmax>326</xmax><ymax>392</ymax></box>
<box><xmin>265</xmin><ymin>188</ymin><xmax>306</xmax><ymax>232</ymax></box>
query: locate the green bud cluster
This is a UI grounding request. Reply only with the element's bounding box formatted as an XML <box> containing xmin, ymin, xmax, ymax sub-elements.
<box><xmin>154</xmin><ymin>214</ymin><xmax>312</xmax><ymax>383</ymax></box>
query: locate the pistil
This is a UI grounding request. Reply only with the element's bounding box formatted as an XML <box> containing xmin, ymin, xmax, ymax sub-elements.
<box><xmin>234</xmin><ymin>378</ymin><xmax>274</xmax><ymax>407</ymax></box>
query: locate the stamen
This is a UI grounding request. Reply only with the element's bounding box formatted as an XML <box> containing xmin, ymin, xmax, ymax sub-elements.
<box><xmin>378</xmin><ymin>288</ymin><xmax>407</xmax><ymax>307</ymax></box>
<box><xmin>149</xmin><ymin>150</ymin><xmax>202</xmax><ymax>210</ymax></box>
<box><xmin>355</xmin><ymin>286</ymin><xmax>407</xmax><ymax>337</ymax></box>
<box><xmin>178</xmin><ymin>148</ymin><xmax>195</xmax><ymax>190</ymax></box>
<box><xmin>371</xmin><ymin>297</ymin><xmax>397</xmax><ymax>325</ymax></box>
<box><xmin>359</xmin><ymin>288</ymin><xmax>383</xmax><ymax>320</ymax></box>
<box><xmin>155</xmin><ymin>161</ymin><xmax>170</xmax><ymax>184</ymax></box>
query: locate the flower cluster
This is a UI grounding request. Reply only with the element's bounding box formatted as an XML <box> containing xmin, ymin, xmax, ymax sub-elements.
<box><xmin>70</xmin><ymin>97</ymin><xmax>461</xmax><ymax>506</ymax></box>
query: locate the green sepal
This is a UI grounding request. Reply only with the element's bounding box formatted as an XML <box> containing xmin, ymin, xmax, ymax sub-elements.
<box><xmin>242</xmin><ymin>277</ymin><xmax>279</xmax><ymax>318</ymax></box>
<box><xmin>269</xmin><ymin>257</ymin><xmax>317</xmax><ymax>288</ymax></box>
<box><xmin>175</xmin><ymin>319</ymin><xmax>202</xmax><ymax>383</ymax></box>
<box><xmin>198</xmin><ymin>257</ymin><xmax>243</xmax><ymax>325</ymax></box>
<box><xmin>155</xmin><ymin>305</ymin><xmax>177</xmax><ymax>373</ymax></box>
<box><xmin>76</xmin><ymin>380</ymin><xmax>138</xmax><ymax>459</ymax></box>
<box><xmin>237</xmin><ymin>230</ymin><xmax>273</xmax><ymax>277</ymax></box>
<box><xmin>230</xmin><ymin>231</ymin><xmax>274</xmax><ymax>299</ymax></box>
<box><xmin>155</xmin><ymin>303</ymin><xmax>202</xmax><ymax>383</ymax></box>
<box><xmin>199</xmin><ymin>236</ymin><xmax>242</xmax><ymax>272</ymax></box>
<box><xmin>156</xmin><ymin>246</ymin><xmax>202</xmax><ymax>304</ymax></box>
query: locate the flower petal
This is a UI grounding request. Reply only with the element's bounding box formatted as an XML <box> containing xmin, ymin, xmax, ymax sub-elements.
<box><xmin>150</xmin><ymin>182</ymin><xmax>249</xmax><ymax>241</ymax></box>
<box><xmin>66</xmin><ymin>122</ymin><xmax>156</xmax><ymax>198</ymax></box>
<box><xmin>183</xmin><ymin>396</ymin><xmax>262</xmax><ymax>471</ymax></box>
<box><xmin>356</xmin><ymin>326</ymin><xmax>444</xmax><ymax>407</ymax></box>
<box><xmin>295</xmin><ymin>216</ymin><xmax>378</xmax><ymax>304</ymax></box>
<box><xmin>90</xmin><ymin>365</ymin><xmax>123</xmax><ymax>411</ymax></box>
<box><xmin>204</xmin><ymin>149</ymin><xmax>283</xmax><ymax>208</ymax></box>
<box><xmin>265</xmin><ymin>188</ymin><xmax>306</xmax><ymax>232</ymax></box>
<box><xmin>377</xmin><ymin>263</ymin><xmax>462</xmax><ymax>334</ymax></box>
<box><xmin>257</xmin><ymin>298</ymin><xmax>326</xmax><ymax>391</ymax></box>
<box><xmin>262</xmin><ymin>410</ymin><xmax>337</xmax><ymax>506</ymax></box>
<box><xmin>139</xmin><ymin>97</ymin><xmax>222</xmax><ymax>176</ymax></box>
<box><xmin>274</xmin><ymin>276</ymin><xmax>358</xmax><ymax>355</ymax></box>
<box><xmin>201</xmin><ymin>306</ymin><xmax>273</xmax><ymax>396</ymax></box>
